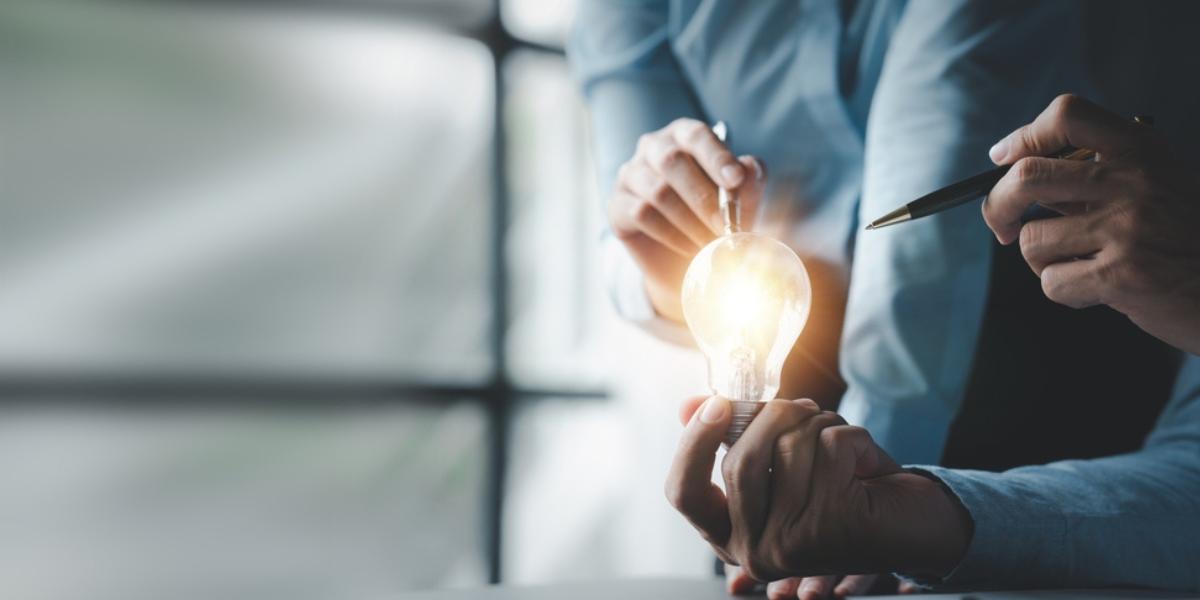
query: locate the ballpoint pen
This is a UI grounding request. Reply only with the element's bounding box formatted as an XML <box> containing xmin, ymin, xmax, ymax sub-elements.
<box><xmin>865</xmin><ymin>116</ymin><xmax>1154</xmax><ymax>230</ymax></box>
<box><xmin>712</xmin><ymin>121</ymin><xmax>741</xmax><ymax>234</ymax></box>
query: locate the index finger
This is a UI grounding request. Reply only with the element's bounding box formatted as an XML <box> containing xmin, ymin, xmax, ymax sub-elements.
<box><xmin>666</xmin><ymin>395</ymin><xmax>733</xmax><ymax>548</ymax></box>
<box><xmin>981</xmin><ymin>157</ymin><xmax>1101</xmax><ymax>244</ymax></box>
<box><xmin>989</xmin><ymin>94</ymin><xmax>1144</xmax><ymax>165</ymax></box>
<box><xmin>669</xmin><ymin>118</ymin><xmax>745</xmax><ymax>188</ymax></box>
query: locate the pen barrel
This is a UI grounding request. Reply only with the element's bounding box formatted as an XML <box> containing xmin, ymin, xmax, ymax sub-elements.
<box><xmin>906</xmin><ymin>145</ymin><xmax>1096</xmax><ymax>221</ymax></box>
<box><xmin>908</xmin><ymin>166</ymin><xmax>1011</xmax><ymax>220</ymax></box>
<box><xmin>720</xmin><ymin>188</ymin><xmax>741</xmax><ymax>234</ymax></box>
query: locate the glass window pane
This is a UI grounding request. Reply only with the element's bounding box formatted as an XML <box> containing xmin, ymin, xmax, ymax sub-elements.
<box><xmin>503</xmin><ymin>50</ymin><xmax>607</xmax><ymax>391</ymax></box>
<box><xmin>0</xmin><ymin>1</ymin><xmax>494</xmax><ymax>384</ymax></box>
<box><xmin>503</xmin><ymin>395</ymin><xmax>715</xmax><ymax>583</ymax></box>
<box><xmin>501</xmin><ymin>0</ymin><xmax>577</xmax><ymax>48</ymax></box>
<box><xmin>0</xmin><ymin>398</ymin><xmax>488</xmax><ymax>596</ymax></box>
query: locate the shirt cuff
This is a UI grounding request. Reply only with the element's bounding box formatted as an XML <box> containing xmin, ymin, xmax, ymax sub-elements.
<box><xmin>601</xmin><ymin>232</ymin><xmax>695</xmax><ymax>347</ymax></box>
<box><xmin>896</xmin><ymin>465</ymin><xmax>1068</xmax><ymax>590</ymax></box>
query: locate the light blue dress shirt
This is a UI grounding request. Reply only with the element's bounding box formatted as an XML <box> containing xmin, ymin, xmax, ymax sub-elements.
<box><xmin>569</xmin><ymin>0</ymin><xmax>1094</xmax><ymax>465</ymax></box>
<box><xmin>909</xmin><ymin>353</ymin><xmax>1200</xmax><ymax>591</ymax></box>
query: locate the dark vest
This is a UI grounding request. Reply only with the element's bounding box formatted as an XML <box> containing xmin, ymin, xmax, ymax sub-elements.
<box><xmin>941</xmin><ymin>239</ymin><xmax>1182</xmax><ymax>471</ymax></box>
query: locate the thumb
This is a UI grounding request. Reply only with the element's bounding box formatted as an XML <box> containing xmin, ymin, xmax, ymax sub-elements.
<box><xmin>989</xmin><ymin>95</ymin><xmax>1138</xmax><ymax>165</ymax></box>
<box><xmin>665</xmin><ymin>395</ymin><xmax>734</xmax><ymax>547</ymax></box>
<box><xmin>678</xmin><ymin>395</ymin><xmax>710</xmax><ymax>427</ymax></box>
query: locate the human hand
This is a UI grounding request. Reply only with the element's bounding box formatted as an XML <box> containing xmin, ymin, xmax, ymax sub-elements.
<box><xmin>724</xmin><ymin>565</ymin><xmax>884</xmax><ymax>600</ymax></box>
<box><xmin>666</xmin><ymin>396</ymin><xmax>971</xmax><ymax>583</ymax></box>
<box><xmin>983</xmin><ymin>94</ymin><xmax>1200</xmax><ymax>354</ymax></box>
<box><xmin>609</xmin><ymin>118</ymin><xmax>766</xmax><ymax>322</ymax></box>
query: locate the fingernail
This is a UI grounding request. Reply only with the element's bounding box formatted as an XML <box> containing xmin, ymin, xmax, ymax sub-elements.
<box><xmin>801</xmin><ymin>581</ymin><xmax>821</xmax><ymax>599</ymax></box>
<box><xmin>721</xmin><ymin>164</ymin><xmax>743</xmax><ymax>187</ymax></box>
<box><xmin>766</xmin><ymin>581</ymin><xmax>782</xmax><ymax>596</ymax></box>
<box><xmin>988</xmin><ymin>138</ymin><xmax>1010</xmax><ymax>164</ymax></box>
<box><xmin>700</xmin><ymin>396</ymin><xmax>727</xmax><ymax>423</ymax></box>
<box><xmin>753</xmin><ymin>157</ymin><xmax>766</xmax><ymax>182</ymax></box>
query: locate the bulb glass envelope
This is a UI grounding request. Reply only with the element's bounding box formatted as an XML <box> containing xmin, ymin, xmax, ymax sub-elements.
<box><xmin>681</xmin><ymin>232</ymin><xmax>812</xmax><ymax>403</ymax></box>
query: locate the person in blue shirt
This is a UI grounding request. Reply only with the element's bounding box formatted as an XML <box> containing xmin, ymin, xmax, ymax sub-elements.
<box><xmin>665</xmin><ymin>95</ymin><xmax>1200</xmax><ymax>592</ymax></box>
<box><xmin>571</xmin><ymin>1</ymin><xmax>1184</xmax><ymax>597</ymax></box>
<box><xmin>572</xmin><ymin>0</ymin><xmax>1091</xmax><ymax>467</ymax></box>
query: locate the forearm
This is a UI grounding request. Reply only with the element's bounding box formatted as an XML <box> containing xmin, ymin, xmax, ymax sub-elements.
<box><xmin>570</xmin><ymin>0</ymin><xmax>704</xmax><ymax>333</ymax></box>
<box><xmin>902</xmin><ymin>355</ymin><xmax>1200</xmax><ymax>590</ymax></box>
<box><xmin>906</xmin><ymin>448</ymin><xmax>1200</xmax><ymax>591</ymax></box>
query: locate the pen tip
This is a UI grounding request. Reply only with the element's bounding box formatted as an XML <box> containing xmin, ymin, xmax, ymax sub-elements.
<box><xmin>864</xmin><ymin>224</ymin><xmax>875</xmax><ymax>231</ymax></box>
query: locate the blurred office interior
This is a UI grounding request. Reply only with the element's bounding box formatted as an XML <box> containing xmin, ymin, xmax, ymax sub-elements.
<box><xmin>0</xmin><ymin>0</ymin><xmax>716</xmax><ymax>597</ymax></box>
<box><xmin>4</xmin><ymin>1</ymin><xmax>1200</xmax><ymax>599</ymax></box>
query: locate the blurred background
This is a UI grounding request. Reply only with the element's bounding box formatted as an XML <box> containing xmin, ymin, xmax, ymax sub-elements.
<box><xmin>0</xmin><ymin>0</ymin><xmax>717</xmax><ymax>598</ymax></box>
<box><xmin>5</xmin><ymin>1</ymin><xmax>1200</xmax><ymax>599</ymax></box>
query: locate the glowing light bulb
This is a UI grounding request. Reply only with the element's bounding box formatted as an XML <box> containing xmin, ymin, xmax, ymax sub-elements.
<box><xmin>682</xmin><ymin>232</ymin><xmax>812</xmax><ymax>446</ymax></box>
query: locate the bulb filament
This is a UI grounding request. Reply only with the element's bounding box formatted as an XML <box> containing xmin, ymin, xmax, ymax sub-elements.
<box><xmin>727</xmin><ymin>345</ymin><xmax>758</xmax><ymax>401</ymax></box>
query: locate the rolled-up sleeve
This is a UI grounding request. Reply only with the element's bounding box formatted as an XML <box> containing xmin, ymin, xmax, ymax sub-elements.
<box><xmin>568</xmin><ymin>0</ymin><xmax>702</xmax><ymax>340</ymax></box>
<box><xmin>838</xmin><ymin>0</ymin><xmax>1095</xmax><ymax>464</ymax></box>
<box><xmin>905</xmin><ymin>355</ymin><xmax>1200</xmax><ymax>591</ymax></box>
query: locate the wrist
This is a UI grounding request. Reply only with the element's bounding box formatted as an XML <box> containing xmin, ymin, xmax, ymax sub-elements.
<box><xmin>863</xmin><ymin>471</ymin><xmax>972</xmax><ymax>579</ymax></box>
<box><xmin>907</xmin><ymin>469</ymin><xmax>973</xmax><ymax>578</ymax></box>
<box><xmin>644</xmin><ymin>278</ymin><xmax>685</xmax><ymax>323</ymax></box>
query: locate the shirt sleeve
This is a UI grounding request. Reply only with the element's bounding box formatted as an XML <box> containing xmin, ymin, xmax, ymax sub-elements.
<box><xmin>837</xmin><ymin>0</ymin><xmax>1095</xmax><ymax>464</ymax></box>
<box><xmin>568</xmin><ymin>0</ymin><xmax>702</xmax><ymax>344</ymax></box>
<box><xmin>903</xmin><ymin>354</ymin><xmax>1200</xmax><ymax>591</ymax></box>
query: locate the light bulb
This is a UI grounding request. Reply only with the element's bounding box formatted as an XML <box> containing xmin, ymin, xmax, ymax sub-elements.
<box><xmin>682</xmin><ymin>232</ymin><xmax>812</xmax><ymax>446</ymax></box>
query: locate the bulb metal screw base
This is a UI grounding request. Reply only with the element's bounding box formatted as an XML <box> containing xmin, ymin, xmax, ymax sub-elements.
<box><xmin>723</xmin><ymin>400</ymin><xmax>765</xmax><ymax>447</ymax></box>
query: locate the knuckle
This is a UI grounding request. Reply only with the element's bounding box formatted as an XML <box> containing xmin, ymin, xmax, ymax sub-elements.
<box><xmin>1106</xmin><ymin>251</ymin><xmax>1146</xmax><ymax>292</ymax></box>
<box><xmin>720</xmin><ymin>452</ymin><xmax>748</xmax><ymax>491</ymax></box>
<box><xmin>615</xmin><ymin>162</ymin><xmax>634</xmax><ymax>184</ymax></box>
<box><xmin>1015</xmin><ymin>125</ymin><xmax>1039</xmax><ymax>155</ymax></box>
<box><xmin>818</xmin><ymin>424</ymin><xmax>851</xmax><ymax>449</ymax></box>
<box><xmin>654</xmin><ymin>145</ymin><xmax>689</xmax><ymax>171</ymax></box>
<box><xmin>1041</xmin><ymin>269</ymin><xmax>1066</xmax><ymax>304</ymax></box>
<box><xmin>670</xmin><ymin>117</ymin><xmax>701</xmax><ymax>132</ymax></box>
<box><xmin>763</xmin><ymin>546</ymin><xmax>791</xmax><ymax>576</ymax></box>
<box><xmin>739</xmin><ymin>558</ymin><xmax>776</xmax><ymax>584</ymax></box>
<box><xmin>1050</xmin><ymin>93</ymin><xmax>1083</xmax><ymax>125</ymax></box>
<box><xmin>1095</xmin><ymin>258</ymin><xmax>1128</xmax><ymax>297</ymax></box>
<box><xmin>812</xmin><ymin>410</ymin><xmax>847</xmax><ymax>429</ymax></box>
<box><xmin>611</xmin><ymin>224</ymin><xmax>641</xmax><ymax>243</ymax></box>
<box><xmin>635</xmin><ymin>132</ymin><xmax>655</xmax><ymax>154</ymax></box>
<box><xmin>679</xmin><ymin>120</ymin><xmax>710</xmax><ymax>144</ymax></box>
<box><xmin>1013</xmin><ymin>157</ymin><xmax>1048</xmax><ymax>187</ymax></box>
<box><xmin>1084</xmin><ymin>162</ymin><xmax>1119</xmax><ymax>191</ymax></box>
<box><xmin>630</xmin><ymin>199</ymin><xmax>658</xmax><ymax>226</ymax></box>
<box><xmin>649</xmin><ymin>182</ymin><xmax>674</xmax><ymax>206</ymax></box>
<box><xmin>1018</xmin><ymin>223</ymin><xmax>1040</xmax><ymax>256</ymax></box>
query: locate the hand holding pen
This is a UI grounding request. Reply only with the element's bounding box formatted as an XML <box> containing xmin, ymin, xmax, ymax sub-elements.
<box><xmin>607</xmin><ymin>118</ymin><xmax>766</xmax><ymax>323</ymax></box>
<box><xmin>980</xmin><ymin>94</ymin><xmax>1200</xmax><ymax>355</ymax></box>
